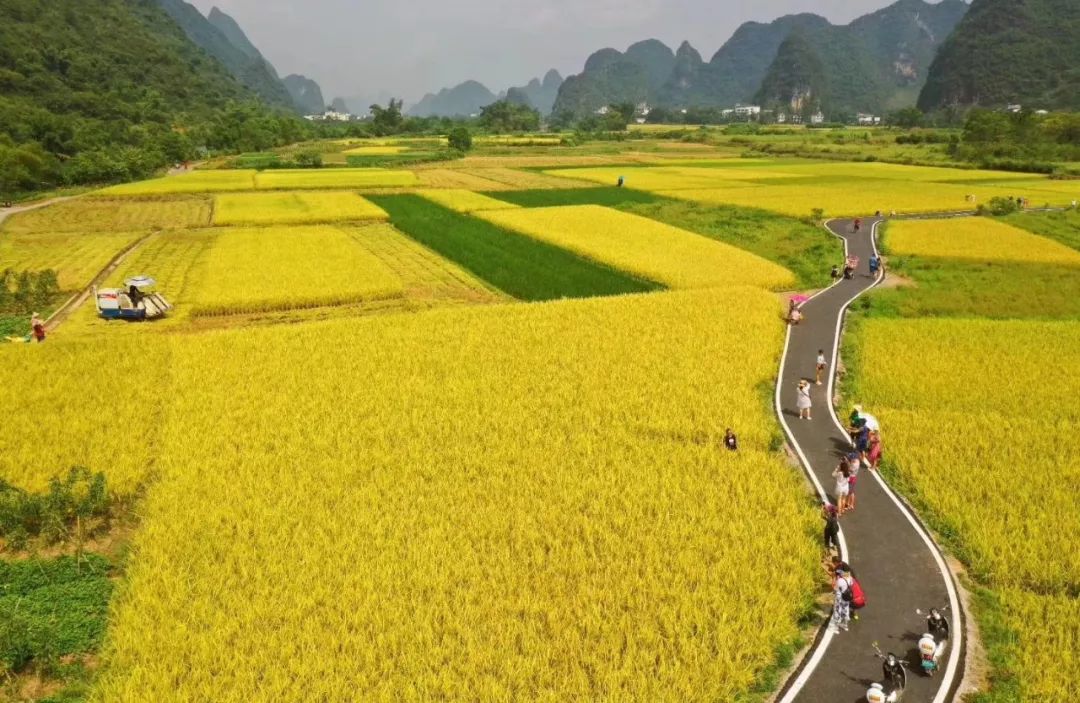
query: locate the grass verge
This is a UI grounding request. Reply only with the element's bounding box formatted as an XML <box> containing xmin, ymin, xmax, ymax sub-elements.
<box><xmin>369</xmin><ymin>194</ymin><xmax>659</xmax><ymax>301</ymax></box>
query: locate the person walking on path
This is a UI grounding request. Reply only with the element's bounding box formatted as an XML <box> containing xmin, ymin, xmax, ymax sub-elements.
<box><xmin>832</xmin><ymin>460</ymin><xmax>851</xmax><ymax>514</ymax></box>
<box><xmin>845</xmin><ymin>453</ymin><xmax>860</xmax><ymax>511</ymax></box>
<box><xmin>831</xmin><ymin>568</ymin><xmax>853</xmax><ymax>632</ymax></box>
<box><xmin>30</xmin><ymin>313</ymin><xmax>46</xmax><ymax>343</ymax></box>
<box><xmin>852</xmin><ymin>218</ymin><xmax>862</xmax><ymax>234</ymax></box>
<box><xmin>822</xmin><ymin>502</ymin><xmax>840</xmax><ymax>555</ymax></box>
<box><xmin>796</xmin><ymin>379</ymin><xmax>812</xmax><ymax>419</ymax></box>
<box><xmin>815</xmin><ymin>349</ymin><xmax>827</xmax><ymax>385</ymax></box>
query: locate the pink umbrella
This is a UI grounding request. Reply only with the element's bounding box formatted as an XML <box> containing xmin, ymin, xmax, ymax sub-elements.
<box><xmin>789</xmin><ymin>294</ymin><xmax>810</xmax><ymax>304</ymax></box>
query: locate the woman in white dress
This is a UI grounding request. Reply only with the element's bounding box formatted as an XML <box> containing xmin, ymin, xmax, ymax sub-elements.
<box><xmin>796</xmin><ymin>379</ymin><xmax>812</xmax><ymax>419</ymax></box>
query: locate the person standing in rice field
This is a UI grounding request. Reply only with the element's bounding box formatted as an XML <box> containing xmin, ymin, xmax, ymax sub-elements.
<box><xmin>723</xmin><ymin>428</ymin><xmax>738</xmax><ymax>451</ymax></box>
<box><xmin>30</xmin><ymin>313</ymin><xmax>45</xmax><ymax>343</ymax></box>
<box><xmin>796</xmin><ymin>379</ymin><xmax>812</xmax><ymax>419</ymax></box>
<box><xmin>815</xmin><ymin>349</ymin><xmax>827</xmax><ymax>385</ymax></box>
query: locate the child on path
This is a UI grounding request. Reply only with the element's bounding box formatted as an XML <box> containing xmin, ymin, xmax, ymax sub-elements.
<box><xmin>815</xmin><ymin>349</ymin><xmax>827</xmax><ymax>385</ymax></box>
<box><xmin>796</xmin><ymin>380</ymin><xmax>812</xmax><ymax>419</ymax></box>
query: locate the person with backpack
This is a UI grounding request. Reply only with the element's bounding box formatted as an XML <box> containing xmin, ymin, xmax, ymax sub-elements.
<box><xmin>831</xmin><ymin>568</ymin><xmax>853</xmax><ymax>632</ymax></box>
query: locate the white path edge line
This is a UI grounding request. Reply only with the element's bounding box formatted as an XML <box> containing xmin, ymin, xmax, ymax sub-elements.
<box><xmin>820</xmin><ymin>219</ymin><xmax>963</xmax><ymax>703</ymax></box>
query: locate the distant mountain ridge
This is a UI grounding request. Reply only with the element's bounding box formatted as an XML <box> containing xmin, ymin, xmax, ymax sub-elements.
<box><xmin>283</xmin><ymin>75</ymin><xmax>326</xmax><ymax>114</ymax></box>
<box><xmin>155</xmin><ymin>0</ymin><xmax>296</xmax><ymax>111</ymax></box>
<box><xmin>918</xmin><ymin>0</ymin><xmax>1080</xmax><ymax>110</ymax></box>
<box><xmin>506</xmin><ymin>70</ymin><xmax>564</xmax><ymax>115</ymax></box>
<box><xmin>551</xmin><ymin>0</ymin><xmax>969</xmax><ymax>117</ymax></box>
<box><xmin>408</xmin><ymin>80</ymin><xmax>497</xmax><ymax>117</ymax></box>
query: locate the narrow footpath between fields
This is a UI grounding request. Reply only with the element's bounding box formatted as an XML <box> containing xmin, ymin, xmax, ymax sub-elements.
<box><xmin>775</xmin><ymin>217</ymin><xmax>965</xmax><ymax>703</ymax></box>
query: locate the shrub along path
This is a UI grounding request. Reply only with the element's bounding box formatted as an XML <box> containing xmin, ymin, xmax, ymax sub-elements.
<box><xmin>774</xmin><ymin>217</ymin><xmax>965</xmax><ymax>703</ymax></box>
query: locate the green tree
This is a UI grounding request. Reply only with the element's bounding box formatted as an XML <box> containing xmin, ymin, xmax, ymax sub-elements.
<box><xmin>478</xmin><ymin>100</ymin><xmax>540</xmax><ymax>133</ymax></box>
<box><xmin>889</xmin><ymin>107</ymin><xmax>925</xmax><ymax>128</ymax></box>
<box><xmin>369</xmin><ymin>99</ymin><xmax>404</xmax><ymax>135</ymax></box>
<box><xmin>447</xmin><ymin>127</ymin><xmax>472</xmax><ymax>152</ymax></box>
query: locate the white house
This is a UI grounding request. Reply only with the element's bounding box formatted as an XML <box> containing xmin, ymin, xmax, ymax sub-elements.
<box><xmin>1006</xmin><ymin>104</ymin><xmax>1023</xmax><ymax>113</ymax></box>
<box><xmin>733</xmin><ymin>104</ymin><xmax>761</xmax><ymax>117</ymax></box>
<box><xmin>810</xmin><ymin>111</ymin><xmax>826</xmax><ymax>125</ymax></box>
<box><xmin>721</xmin><ymin>108</ymin><xmax>735</xmax><ymax>118</ymax></box>
<box><xmin>595</xmin><ymin>105</ymin><xmax>610</xmax><ymax>116</ymax></box>
<box><xmin>856</xmin><ymin>113</ymin><xmax>881</xmax><ymax>125</ymax></box>
<box><xmin>776</xmin><ymin>113</ymin><xmax>787</xmax><ymax>124</ymax></box>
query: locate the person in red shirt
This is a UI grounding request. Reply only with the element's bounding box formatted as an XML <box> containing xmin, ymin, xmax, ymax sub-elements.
<box><xmin>30</xmin><ymin>312</ymin><xmax>45</xmax><ymax>343</ymax></box>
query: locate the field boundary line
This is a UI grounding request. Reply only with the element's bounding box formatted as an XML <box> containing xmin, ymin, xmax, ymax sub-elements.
<box><xmin>822</xmin><ymin>219</ymin><xmax>965</xmax><ymax>703</ymax></box>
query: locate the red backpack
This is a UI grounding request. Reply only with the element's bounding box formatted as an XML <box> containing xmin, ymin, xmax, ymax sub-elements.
<box><xmin>850</xmin><ymin>578</ymin><xmax>866</xmax><ymax>609</ymax></box>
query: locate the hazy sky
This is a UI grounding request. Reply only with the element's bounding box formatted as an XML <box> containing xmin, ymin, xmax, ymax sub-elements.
<box><xmin>189</xmin><ymin>0</ymin><xmax>927</xmax><ymax>104</ymax></box>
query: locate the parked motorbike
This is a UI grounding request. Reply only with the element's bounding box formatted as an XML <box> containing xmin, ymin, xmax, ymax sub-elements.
<box><xmin>915</xmin><ymin>606</ymin><xmax>950</xmax><ymax>676</ymax></box>
<box><xmin>868</xmin><ymin>643</ymin><xmax>907</xmax><ymax>702</ymax></box>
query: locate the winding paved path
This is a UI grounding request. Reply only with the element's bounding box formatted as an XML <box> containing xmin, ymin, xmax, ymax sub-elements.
<box><xmin>774</xmin><ymin>218</ymin><xmax>964</xmax><ymax>703</ymax></box>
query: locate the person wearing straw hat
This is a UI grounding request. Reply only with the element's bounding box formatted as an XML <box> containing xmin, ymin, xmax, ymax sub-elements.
<box><xmin>796</xmin><ymin>379</ymin><xmax>812</xmax><ymax>420</ymax></box>
<box><xmin>30</xmin><ymin>313</ymin><xmax>45</xmax><ymax>343</ymax></box>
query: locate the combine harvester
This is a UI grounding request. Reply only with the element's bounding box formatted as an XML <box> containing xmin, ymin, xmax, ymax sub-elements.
<box><xmin>95</xmin><ymin>275</ymin><xmax>173</xmax><ymax>321</ymax></box>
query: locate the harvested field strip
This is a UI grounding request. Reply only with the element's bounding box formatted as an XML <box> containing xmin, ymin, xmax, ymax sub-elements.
<box><xmin>253</xmin><ymin>168</ymin><xmax>417</xmax><ymax>190</ymax></box>
<box><xmin>415</xmin><ymin>169</ymin><xmax>511</xmax><ymax>190</ymax></box>
<box><xmin>369</xmin><ymin>195</ymin><xmax>658</xmax><ymax>301</ymax></box>
<box><xmin>2</xmin><ymin>197</ymin><xmax>211</xmax><ymax>233</ymax></box>
<box><xmin>460</xmin><ymin>167</ymin><xmax>602</xmax><ymax>190</ymax></box>
<box><xmin>477</xmin><ymin>205</ymin><xmax>796</xmax><ymax>290</ymax></box>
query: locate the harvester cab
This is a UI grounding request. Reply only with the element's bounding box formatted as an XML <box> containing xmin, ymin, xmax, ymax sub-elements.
<box><xmin>95</xmin><ymin>276</ymin><xmax>173</xmax><ymax>321</ymax></box>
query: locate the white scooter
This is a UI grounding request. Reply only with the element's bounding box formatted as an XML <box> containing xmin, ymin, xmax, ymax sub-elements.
<box><xmin>916</xmin><ymin>606</ymin><xmax>950</xmax><ymax>676</ymax></box>
<box><xmin>868</xmin><ymin>643</ymin><xmax>907</xmax><ymax>702</ymax></box>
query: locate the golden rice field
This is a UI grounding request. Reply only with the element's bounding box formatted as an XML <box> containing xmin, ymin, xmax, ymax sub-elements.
<box><xmin>474</xmin><ymin>135</ymin><xmax>563</xmax><ymax>146</ymax></box>
<box><xmin>188</xmin><ymin>225</ymin><xmax>405</xmax><ymax>316</ymax></box>
<box><xmin>0</xmin><ymin>229</ymin><xmax>148</xmax><ymax>291</ymax></box>
<box><xmin>212</xmin><ymin>191</ymin><xmax>388</xmax><ymax>226</ymax></box>
<box><xmin>98</xmin><ymin>170</ymin><xmax>257</xmax><ymax>195</ymax></box>
<box><xmin>0</xmin><ymin>339</ymin><xmax>170</xmax><ymax>493</ymax></box>
<box><xmin>776</xmin><ymin>161</ymin><xmax>1037</xmax><ymax>182</ymax></box>
<box><xmin>343</xmin><ymin>145</ymin><xmax>407</xmax><ymax>155</ymax></box>
<box><xmin>658</xmin><ymin>181</ymin><xmax>1033</xmax><ymax>218</ymax></box>
<box><xmin>415</xmin><ymin>189</ymin><xmax>520</xmax><ymax>213</ymax></box>
<box><xmin>886</xmin><ymin>218</ymin><xmax>1080</xmax><ymax>266</ymax></box>
<box><xmin>254</xmin><ymin>168</ymin><xmax>418</xmax><ymax>190</ymax></box>
<box><xmin>855</xmin><ymin>317</ymin><xmax>1080</xmax><ymax>700</ymax></box>
<box><xmin>545</xmin><ymin>166</ymin><xmax>801</xmax><ymax>190</ymax></box>
<box><xmin>87</xmin><ymin>288</ymin><xmax>819</xmax><ymax>702</ymax></box>
<box><xmin>2</xmin><ymin>197</ymin><xmax>211</xmax><ymax>233</ymax></box>
<box><xmin>477</xmin><ymin>205</ymin><xmax>796</xmax><ymax>290</ymax></box>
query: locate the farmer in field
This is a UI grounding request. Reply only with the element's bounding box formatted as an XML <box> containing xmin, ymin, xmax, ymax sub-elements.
<box><xmin>30</xmin><ymin>313</ymin><xmax>46</xmax><ymax>343</ymax></box>
<box><xmin>617</xmin><ymin>175</ymin><xmax>625</xmax><ymax>188</ymax></box>
<box><xmin>723</xmin><ymin>428</ymin><xmax>738</xmax><ymax>451</ymax></box>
